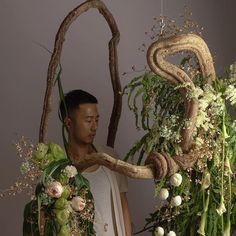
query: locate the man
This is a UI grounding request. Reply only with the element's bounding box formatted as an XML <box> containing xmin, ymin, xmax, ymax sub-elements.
<box><xmin>60</xmin><ymin>89</ymin><xmax>132</xmax><ymax>236</ymax></box>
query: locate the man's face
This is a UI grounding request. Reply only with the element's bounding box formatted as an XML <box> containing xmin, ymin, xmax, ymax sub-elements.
<box><xmin>67</xmin><ymin>103</ymin><xmax>99</xmax><ymax>145</ymax></box>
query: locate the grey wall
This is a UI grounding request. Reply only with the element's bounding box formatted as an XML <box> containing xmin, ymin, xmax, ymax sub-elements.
<box><xmin>0</xmin><ymin>0</ymin><xmax>235</xmax><ymax>235</ymax></box>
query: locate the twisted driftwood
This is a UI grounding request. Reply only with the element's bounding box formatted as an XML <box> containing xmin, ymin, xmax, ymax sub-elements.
<box><xmin>39</xmin><ymin>0</ymin><xmax>216</xmax><ymax>180</ymax></box>
<box><xmin>39</xmin><ymin>0</ymin><xmax>122</xmax><ymax>148</ymax></box>
<box><xmin>147</xmin><ymin>33</ymin><xmax>216</xmax><ymax>153</ymax></box>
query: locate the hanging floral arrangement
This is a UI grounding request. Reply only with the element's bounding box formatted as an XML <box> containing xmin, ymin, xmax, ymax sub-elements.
<box><xmin>124</xmin><ymin>61</ymin><xmax>236</xmax><ymax>236</ymax></box>
<box><xmin>22</xmin><ymin>142</ymin><xmax>95</xmax><ymax>236</ymax></box>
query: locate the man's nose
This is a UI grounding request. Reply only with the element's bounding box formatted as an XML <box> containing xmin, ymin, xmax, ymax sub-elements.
<box><xmin>91</xmin><ymin>120</ymin><xmax>98</xmax><ymax>131</ymax></box>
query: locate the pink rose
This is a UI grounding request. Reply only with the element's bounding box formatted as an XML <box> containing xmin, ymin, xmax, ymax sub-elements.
<box><xmin>71</xmin><ymin>196</ymin><xmax>86</xmax><ymax>211</ymax></box>
<box><xmin>46</xmin><ymin>181</ymin><xmax>64</xmax><ymax>198</ymax></box>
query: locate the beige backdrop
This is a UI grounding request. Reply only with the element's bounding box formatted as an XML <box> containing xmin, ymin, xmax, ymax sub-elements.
<box><xmin>0</xmin><ymin>0</ymin><xmax>236</xmax><ymax>235</ymax></box>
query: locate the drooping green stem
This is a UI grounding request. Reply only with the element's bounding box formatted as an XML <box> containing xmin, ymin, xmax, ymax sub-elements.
<box><xmin>220</xmin><ymin>108</ymin><xmax>227</xmax><ymax>234</ymax></box>
<box><xmin>198</xmin><ymin>190</ymin><xmax>210</xmax><ymax>236</ymax></box>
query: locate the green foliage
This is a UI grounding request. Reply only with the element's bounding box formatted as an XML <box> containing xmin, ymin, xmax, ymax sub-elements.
<box><xmin>124</xmin><ymin>71</ymin><xmax>185</xmax><ymax>163</ymax></box>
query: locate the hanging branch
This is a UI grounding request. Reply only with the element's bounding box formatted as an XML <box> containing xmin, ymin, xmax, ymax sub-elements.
<box><xmin>147</xmin><ymin>33</ymin><xmax>216</xmax><ymax>152</ymax></box>
<box><xmin>39</xmin><ymin>0</ymin><xmax>122</xmax><ymax>148</ymax></box>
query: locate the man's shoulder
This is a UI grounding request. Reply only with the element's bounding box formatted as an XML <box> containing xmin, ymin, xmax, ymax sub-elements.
<box><xmin>94</xmin><ymin>144</ymin><xmax>119</xmax><ymax>158</ymax></box>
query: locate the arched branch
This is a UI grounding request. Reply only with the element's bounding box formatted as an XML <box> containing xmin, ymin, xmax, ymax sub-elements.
<box><xmin>39</xmin><ymin>0</ymin><xmax>122</xmax><ymax>148</ymax></box>
<box><xmin>147</xmin><ymin>33</ymin><xmax>216</xmax><ymax>152</ymax></box>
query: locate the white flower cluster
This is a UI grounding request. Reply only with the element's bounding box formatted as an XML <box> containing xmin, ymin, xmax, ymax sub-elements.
<box><xmin>196</xmin><ymin>85</ymin><xmax>224</xmax><ymax>132</ymax></box>
<box><xmin>225</xmin><ymin>85</ymin><xmax>236</xmax><ymax>106</ymax></box>
<box><xmin>160</xmin><ymin>115</ymin><xmax>181</xmax><ymax>143</ymax></box>
<box><xmin>158</xmin><ymin>173</ymin><xmax>183</xmax><ymax>209</ymax></box>
<box><xmin>64</xmin><ymin>165</ymin><xmax>78</xmax><ymax>178</ymax></box>
<box><xmin>229</xmin><ymin>62</ymin><xmax>236</xmax><ymax>84</ymax></box>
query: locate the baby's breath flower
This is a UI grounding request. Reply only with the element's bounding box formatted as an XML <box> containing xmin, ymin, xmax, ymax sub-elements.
<box><xmin>195</xmin><ymin>137</ymin><xmax>204</xmax><ymax>146</ymax></box>
<box><xmin>225</xmin><ymin>85</ymin><xmax>236</xmax><ymax>105</ymax></box>
<box><xmin>20</xmin><ymin>162</ymin><xmax>31</xmax><ymax>174</ymax></box>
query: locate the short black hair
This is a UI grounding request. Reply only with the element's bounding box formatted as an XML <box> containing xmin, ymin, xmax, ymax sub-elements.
<box><xmin>59</xmin><ymin>89</ymin><xmax>98</xmax><ymax>120</ymax></box>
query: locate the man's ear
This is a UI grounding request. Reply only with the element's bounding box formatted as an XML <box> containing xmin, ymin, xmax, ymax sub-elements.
<box><xmin>64</xmin><ymin>117</ymin><xmax>72</xmax><ymax>128</ymax></box>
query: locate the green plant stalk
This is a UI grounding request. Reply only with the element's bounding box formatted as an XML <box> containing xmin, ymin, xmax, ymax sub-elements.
<box><xmin>198</xmin><ymin>190</ymin><xmax>210</xmax><ymax>236</ymax></box>
<box><xmin>55</xmin><ymin>64</ymin><xmax>69</xmax><ymax>153</ymax></box>
<box><xmin>220</xmin><ymin>109</ymin><xmax>227</xmax><ymax>234</ymax></box>
<box><xmin>224</xmin><ymin>173</ymin><xmax>232</xmax><ymax>235</ymax></box>
<box><xmin>225</xmin><ymin>151</ymin><xmax>232</xmax><ymax>236</ymax></box>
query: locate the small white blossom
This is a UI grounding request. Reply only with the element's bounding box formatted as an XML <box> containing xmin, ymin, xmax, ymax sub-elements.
<box><xmin>229</xmin><ymin>62</ymin><xmax>236</xmax><ymax>83</ymax></box>
<box><xmin>46</xmin><ymin>181</ymin><xmax>63</xmax><ymax>198</ymax></box>
<box><xmin>224</xmin><ymin>157</ymin><xmax>233</xmax><ymax>176</ymax></box>
<box><xmin>64</xmin><ymin>165</ymin><xmax>78</xmax><ymax>178</ymax></box>
<box><xmin>159</xmin><ymin>188</ymin><xmax>169</xmax><ymax>200</ymax></box>
<box><xmin>170</xmin><ymin>173</ymin><xmax>182</xmax><ymax>187</ymax></box>
<box><xmin>71</xmin><ymin>196</ymin><xmax>86</xmax><ymax>211</ymax></box>
<box><xmin>216</xmin><ymin>200</ymin><xmax>226</xmax><ymax>216</ymax></box>
<box><xmin>171</xmin><ymin>195</ymin><xmax>182</xmax><ymax>206</ymax></box>
<box><xmin>195</xmin><ymin>137</ymin><xmax>204</xmax><ymax>146</ymax></box>
<box><xmin>225</xmin><ymin>85</ymin><xmax>236</xmax><ymax>105</ymax></box>
<box><xmin>154</xmin><ymin>226</ymin><xmax>164</xmax><ymax>236</ymax></box>
<box><xmin>167</xmin><ymin>230</ymin><xmax>176</xmax><ymax>236</ymax></box>
<box><xmin>201</xmin><ymin>171</ymin><xmax>211</xmax><ymax>190</ymax></box>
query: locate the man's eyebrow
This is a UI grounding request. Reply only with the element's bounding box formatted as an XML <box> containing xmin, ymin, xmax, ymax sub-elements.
<box><xmin>85</xmin><ymin>115</ymin><xmax>100</xmax><ymax>118</ymax></box>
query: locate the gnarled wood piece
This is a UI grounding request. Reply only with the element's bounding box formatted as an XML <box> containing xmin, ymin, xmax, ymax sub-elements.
<box><xmin>147</xmin><ymin>33</ymin><xmax>216</xmax><ymax>152</ymax></box>
<box><xmin>73</xmin><ymin>152</ymin><xmax>155</xmax><ymax>179</ymax></box>
<box><xmin>39</xmin><ymin>0</ymin><xmax>122</xmax><ymax>148</ymax></box>
<box><xmin>72</xmin><ymin>151</ymin><xmax>199</xmax><ymax>180</ymax></box>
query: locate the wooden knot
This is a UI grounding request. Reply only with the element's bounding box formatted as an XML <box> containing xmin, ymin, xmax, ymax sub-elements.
<box><xmin>145</xmin><ymin>152</ymin><xmax>179</xmax><ymax>179</ymax></box>
<box><xmin>172</xmin><ymin>148</ymin><xmax>200</xmax><ymax>170</ymax></box>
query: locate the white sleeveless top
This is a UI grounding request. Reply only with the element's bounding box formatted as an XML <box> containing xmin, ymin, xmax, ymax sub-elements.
<box><xmin>83</xmin><ymin>166</ymin><xmax>116</xmax><ymax>235</ymax></box>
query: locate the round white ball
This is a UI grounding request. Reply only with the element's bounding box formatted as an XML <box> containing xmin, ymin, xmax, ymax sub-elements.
<box><xmin>171</xmin><ymin>195</ymin><xmax>182</xmax><ymax>206</ymax></box>
<box><xmin>154</xmin><ymin>226</ymin><xmax>164</xmax><ymax>236</ymax></box>
<box><xmin>159</xmin><ymin>188</ymin><xmax>169</xmax><ymax>200</ymax></box>
<box><xmin>167</xmin><ymin>231</ymin><xmax>176</xmax><ymax>236</ymax></box>
<box><xmin>170</xmin><ymin>173</ymin><xmax>182</xmax><ymax>187</ymax></box>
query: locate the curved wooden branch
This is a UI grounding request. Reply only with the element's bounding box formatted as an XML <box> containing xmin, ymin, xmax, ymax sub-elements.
<box><xmin>39</xmin><ymin>0</ymin><xmax>122</xmax><ymax>148</ymax></box>
<box><xmin>73</xmin><ymin>152</ymin><xmax>155</xmax><ymax>179</ymax></box>
<box><xmin>72</xmin><ymin>151</ymin><xmax>199</xmax><ymax>180</ymax></box>
<box><xmin>147</xmin><ymin>33</ymin><xmax>216</xmax><ymax>152</ymax></box>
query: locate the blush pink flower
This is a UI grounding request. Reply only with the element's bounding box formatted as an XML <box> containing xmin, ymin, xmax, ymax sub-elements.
<box><xmin>71</xmin><ymin>196</ymin><xmax>86</xmax><ymax>211</ymax></box>
<box><xmin>46</xmin><ymin>181</ymin><xmax>64</xmax><ymax>198</ymax></box>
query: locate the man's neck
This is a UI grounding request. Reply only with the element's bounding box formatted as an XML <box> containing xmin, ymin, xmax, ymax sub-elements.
<box><xmin>68</xmin><ymin>141</ymin><xmax>95</xmax><ymax>161</ymax></box>
<box><xmin>68</xmin><ymin>141</ymin><xmax>99</xmax><ymax>172</ymax></box>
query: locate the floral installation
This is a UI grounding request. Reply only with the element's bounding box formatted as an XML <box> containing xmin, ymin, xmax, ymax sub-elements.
<box><xmin>121</xmin><ymin>8</ymin><xmax>236</xmax><ymax>235</ymax></box>
<box><xmin>20</xmin><ymin>142</ymin><xmax>95</xmax><ymax>236</ymax></box>
<box><xmin>124</xmin><ymin>61</ymin><xmax>236</xmax><ymax>236</ymax></box>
